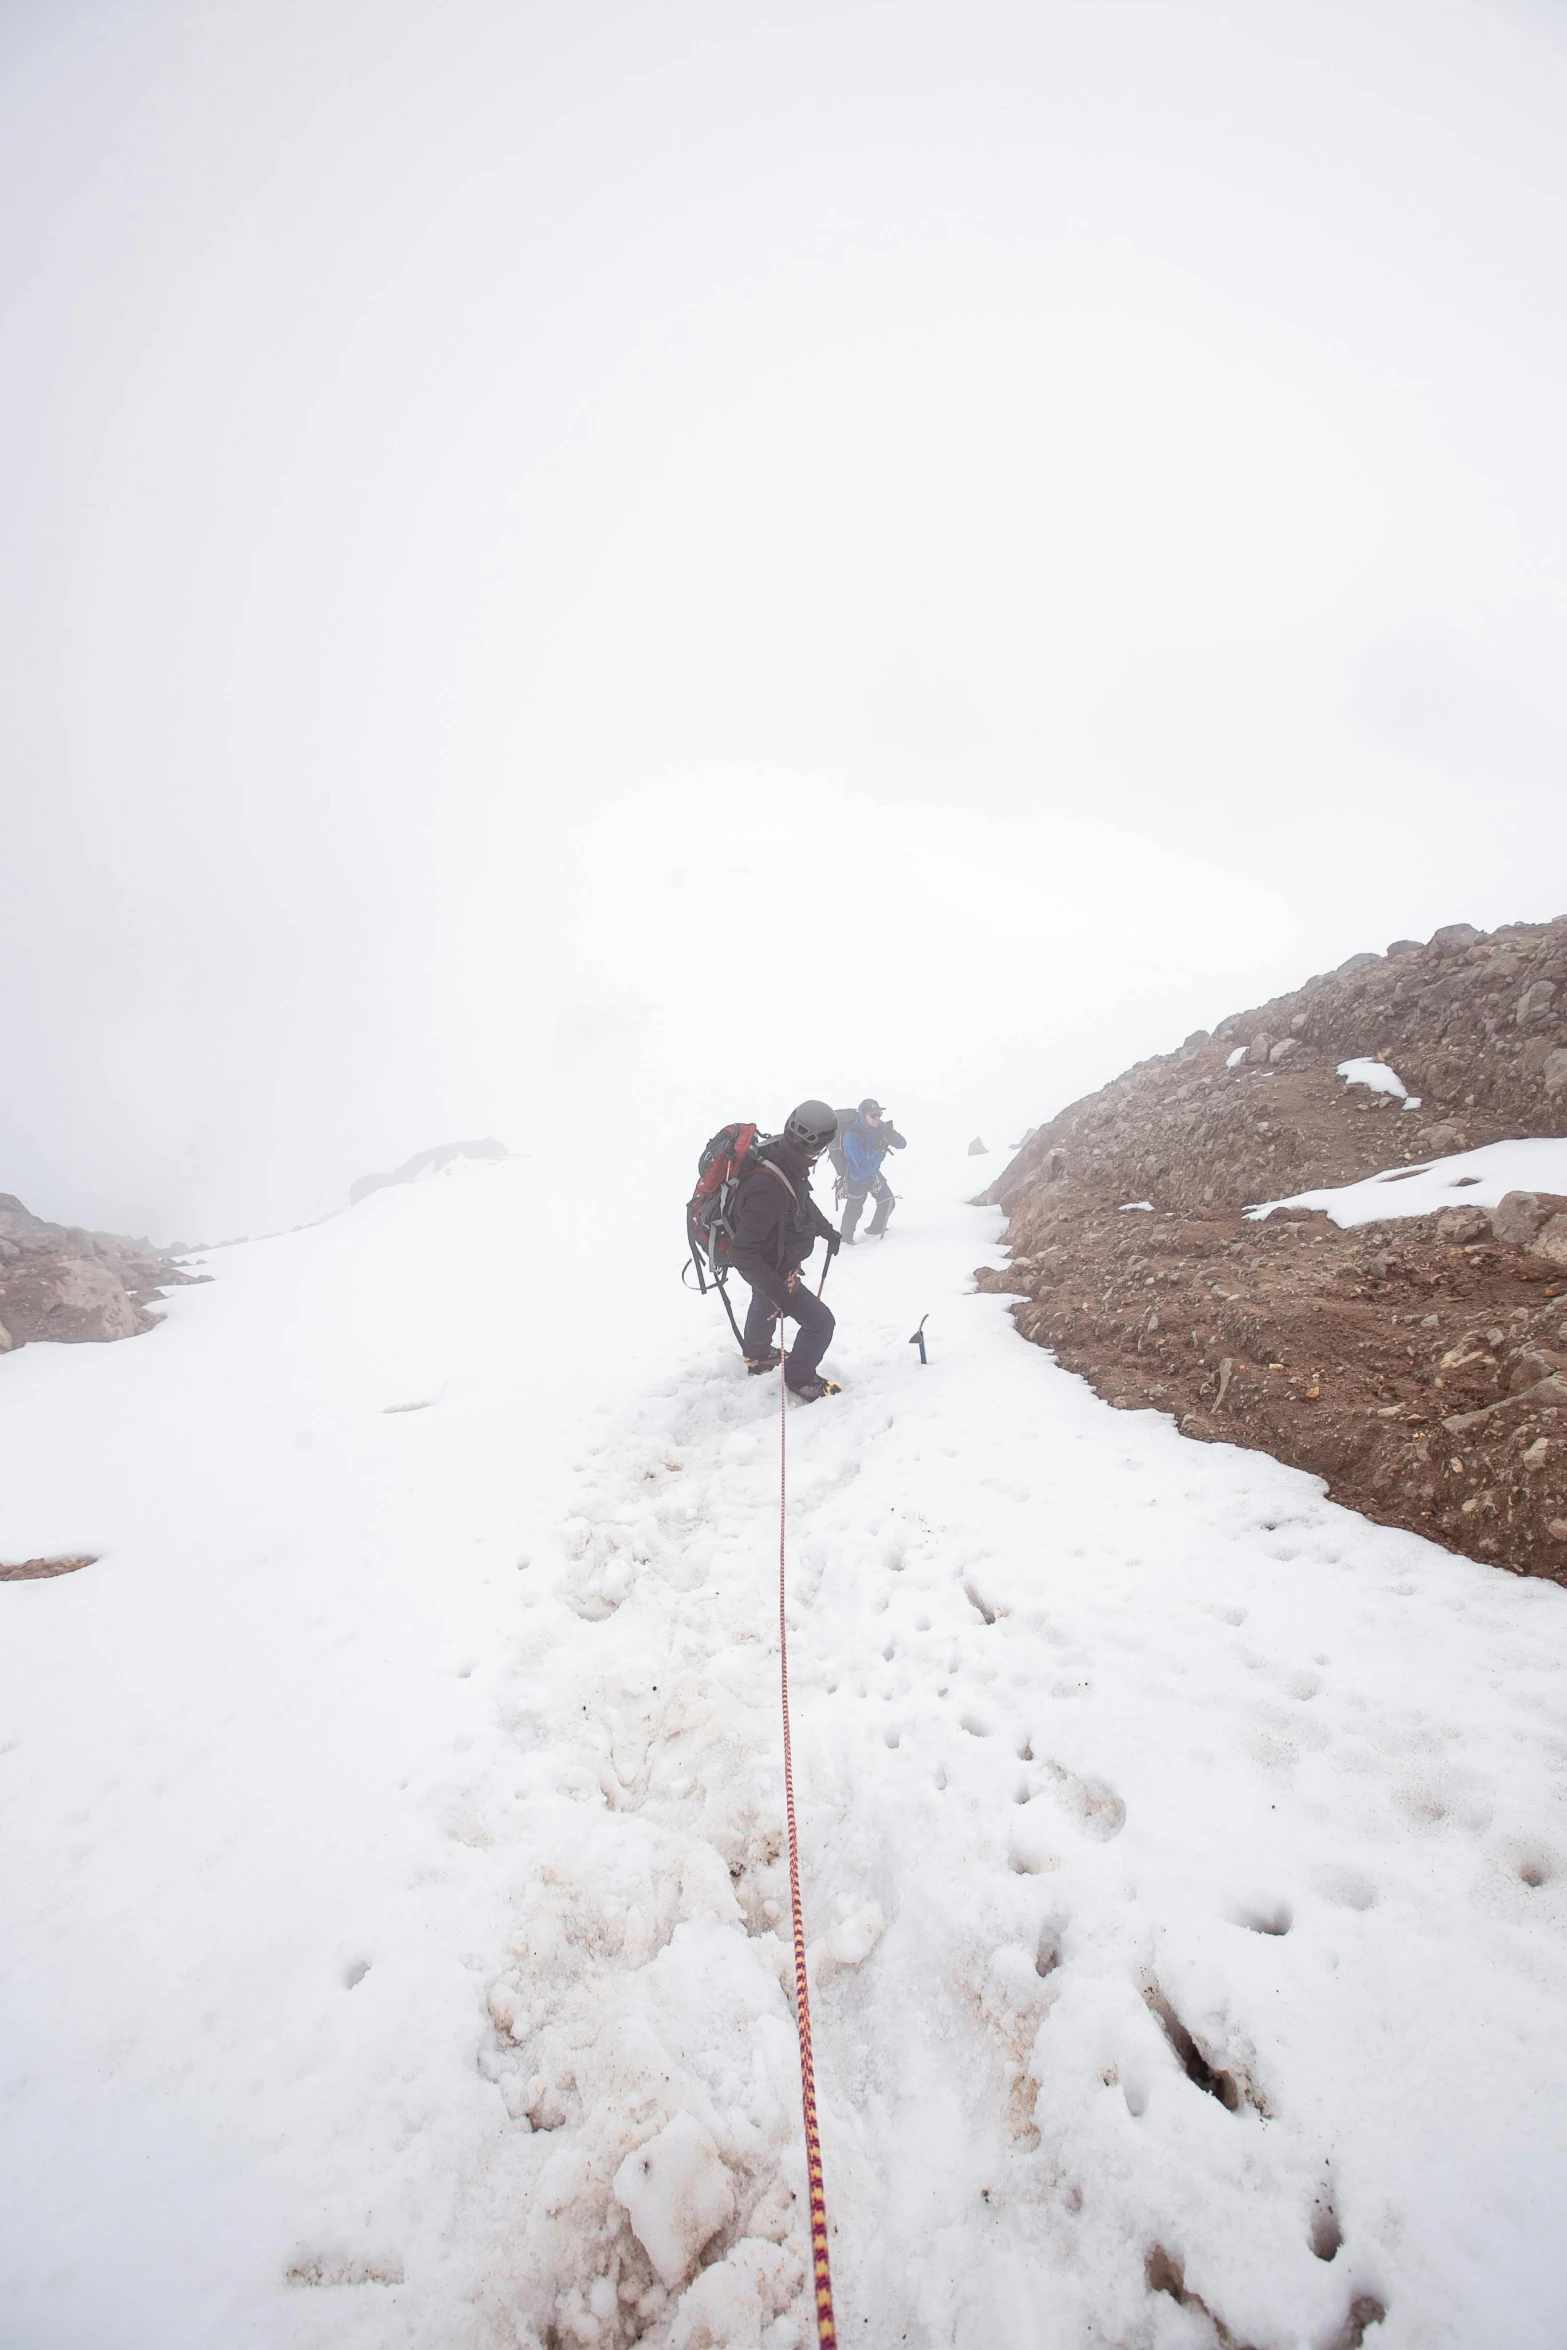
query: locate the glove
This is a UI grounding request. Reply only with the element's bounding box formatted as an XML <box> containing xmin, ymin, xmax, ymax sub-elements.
<box><xmin>827</xmin><ymin>1230</ymin><xmax>842</xmax><ymax>1257</ymax></box>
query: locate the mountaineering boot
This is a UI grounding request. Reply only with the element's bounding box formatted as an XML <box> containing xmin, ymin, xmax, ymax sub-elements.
<box><xmin>745</xmin><ymin>1347</ymin><xmax>781</xmax><ymax>1375</ymax></box>
<box><xmin>787</xmin><ymin>1377</ymin><xmax>841</xmax><ymax>1403</ymax></box>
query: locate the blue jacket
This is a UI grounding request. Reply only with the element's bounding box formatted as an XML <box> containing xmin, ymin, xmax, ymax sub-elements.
<box><xmin>843</xmin><ymin>1117</ymin><xmax>906</xmax><ymax>1185</ymax></box>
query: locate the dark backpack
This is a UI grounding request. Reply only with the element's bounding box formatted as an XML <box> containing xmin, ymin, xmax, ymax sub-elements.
<box><xmin>685</xmin><ymin>1121</ymin><xmax>762</xmax><ymax>1293</ymax></box>
<box><xmin>824</xmin><ymin>1108</ymin><xmax>860</xmax><ymax>1190</ymax></box>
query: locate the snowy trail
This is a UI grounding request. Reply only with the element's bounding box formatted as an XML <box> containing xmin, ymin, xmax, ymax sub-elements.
<box><xmin>4</xmin><ymin>1147</ymin><xmax>1567</xmax><ymax>2347</ymax></box>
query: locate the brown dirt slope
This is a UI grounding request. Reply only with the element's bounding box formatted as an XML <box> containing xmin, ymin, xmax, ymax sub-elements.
<box><xmin>978</xmin><ymin>915</ymin><xmax>1567</xmax><ymax>1581</ymax></box>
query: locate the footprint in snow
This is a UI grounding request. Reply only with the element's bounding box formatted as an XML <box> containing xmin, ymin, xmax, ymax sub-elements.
<box><xmin>1141</xmin><ymin>1979</ymin><xmax>1269</xmax><ymax>2116</ymax></box>
<box><xmin>1033</xmin><ymin>1759</ymin><xmax>1126</xmax><ymax>1841</ymax></box>
<box><xmin>1231</xmin><ymin>1898</ymin><xmax>1293</xmax><ymax>1937</ymax></box>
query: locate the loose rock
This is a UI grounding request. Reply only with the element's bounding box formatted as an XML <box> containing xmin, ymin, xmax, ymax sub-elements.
<box><xmin>1493</xmin><ymin>1192</ymin><xmax>1551</xmax><ymax>1248</ymax></box>
<box><xmin>1436</xmin><ymin>1206</ymin><xmax>1490</xmax><ymax>1246</ymax></box>
<box><xmin>1532</xmin><ymin>1216</ymin><xmax>1567</xmax><ymax>1270</ymax></box>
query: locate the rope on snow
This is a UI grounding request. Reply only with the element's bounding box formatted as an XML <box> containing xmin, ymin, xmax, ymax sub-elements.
<box><xmin>776</xmin><ymin>1315</ymin><xmax>838</xmax><ymax>2346</ymax></box>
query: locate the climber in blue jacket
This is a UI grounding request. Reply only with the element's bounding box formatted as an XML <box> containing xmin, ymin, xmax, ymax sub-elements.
<box><xmin>839</xmin><ymin>1098</ymin><xmax>907</xmax><ymax>1243</ymax></box>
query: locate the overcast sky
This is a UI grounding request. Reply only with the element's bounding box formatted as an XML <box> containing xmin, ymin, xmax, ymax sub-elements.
<box><xmin>3</xmin><ymin>0</ymin><xmax>1565</xmax><ymax>1239</ymax></box>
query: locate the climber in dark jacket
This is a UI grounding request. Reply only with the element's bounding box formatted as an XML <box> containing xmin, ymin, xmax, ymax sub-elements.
<box><xmin>730</xmin><ymin>1100</ymin><xmax>842</xmax><ymax>1398</ymax></box>
<box><xmin>840</xmin><ymin>1098</ymin><xmax>907</xmax><ymax>1243</ymax></box>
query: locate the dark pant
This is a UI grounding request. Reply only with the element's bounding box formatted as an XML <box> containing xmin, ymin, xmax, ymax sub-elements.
<box><xmin>742</xmin><ymin>1277</ymin><xmax>836</xmax><ymax>1386</ymax></box>
<box><xmin>841</xmin><ymin>1171</ymin><xmax>894</xmax><ymax>1242</ymax></box>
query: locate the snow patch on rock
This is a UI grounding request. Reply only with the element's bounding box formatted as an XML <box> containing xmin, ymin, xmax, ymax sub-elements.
<box><xmin>1336</xmin><ymin>1057</ymin><xmax>1408</xmax><ymax>1099</ymax></box>
<box><xmin>1248</xmin><ymin>1135</ymin><xmax>1567</xmax><ymax>1226</ymax></box>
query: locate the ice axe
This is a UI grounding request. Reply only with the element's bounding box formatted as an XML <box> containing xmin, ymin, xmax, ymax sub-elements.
<box><xmin>908</xmin><ymin>1313</ymin><xmax>928</xmax><ymax>1366</ymax></box>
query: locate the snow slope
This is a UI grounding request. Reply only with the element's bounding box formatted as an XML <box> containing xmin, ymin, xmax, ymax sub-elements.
<box><xmin>4</xmin><ymin>1143</ymin><xmax>1567</xmax><ymax>2348</ymax></box>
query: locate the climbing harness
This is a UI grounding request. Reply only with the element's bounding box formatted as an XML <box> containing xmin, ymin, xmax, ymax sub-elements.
<box><xmin>776</xmin><ymin>1295</ymin><xmax>838</xmax><ymax>2346</ymax></box>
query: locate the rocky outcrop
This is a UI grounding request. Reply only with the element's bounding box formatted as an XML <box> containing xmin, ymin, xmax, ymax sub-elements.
<box><xmin>979</xmin><ymin>917</ymin><xmax>1567</xmax><ymax>1581</ymax></box>
<box><xmin>989</xmin><ymin>914</ymin><xmax>1567</xmax><ymax>1227</ymax></box>
<box><xmin>348</xmin><ymin>1137</ymin><xmax>509</xmax><ymax>1207</ymax></box>
<box><xmin>0</xmin><ymin>1553</ymin><xmax>97</xmax><ymax>1582</ymax></box>
<box><xmin>0</xmin><ymin>1194</ymin><xmax>204</xmax><ymax>1353</ymax></box>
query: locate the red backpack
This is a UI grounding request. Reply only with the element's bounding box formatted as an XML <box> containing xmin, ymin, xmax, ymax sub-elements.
<box><xmin>686</xmin><ymin>1121</ymin><xmax>760</xmax><ymax>1290</ymax></box>
<box><xmin>688</xmin><ymin>1120</ymin><xmax>786</xmax><ymax>1353</ymax></box>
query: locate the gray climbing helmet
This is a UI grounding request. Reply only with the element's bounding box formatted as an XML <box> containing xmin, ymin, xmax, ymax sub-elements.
<box><xmin>783</xmin><ymin>1100</ymin><xmax>838</xmax><ymax>1153</ymax></box>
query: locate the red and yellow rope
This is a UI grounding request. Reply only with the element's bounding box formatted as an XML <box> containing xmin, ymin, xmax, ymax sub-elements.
<box><xmin>778</xmin><ymin>1327</ymin><xmax>838</xmax><ymax>2346</ymax></box>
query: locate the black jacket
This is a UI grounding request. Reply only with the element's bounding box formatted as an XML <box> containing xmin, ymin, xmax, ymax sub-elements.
<box><xmin>730</xmin><ymin>1138</ymin><xmax>837</xmax><ymax>1310</ymax></box>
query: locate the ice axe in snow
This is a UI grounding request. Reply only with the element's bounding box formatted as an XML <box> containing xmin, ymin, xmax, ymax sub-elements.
<box><xmin>909</xmin><ymin>1314</ymin><xmax>928</xmax><ymax>1365</ymax></box>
